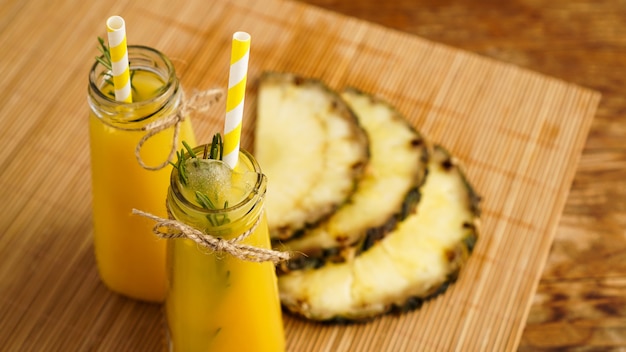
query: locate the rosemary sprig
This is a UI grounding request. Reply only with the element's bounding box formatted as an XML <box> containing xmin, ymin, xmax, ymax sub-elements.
<box><xmin>169</xmin><ymin>148</ymin><xmax>190</xmax><ymax>186</ymax></box>
<box><xmin>195</xmin><ymin>191</ymin><xmax>230</xmax><ymax>226</ymax></box>
<box><xmin>171</xmin><ymin>134</ymin><xmax>231</xmax><ymax>225</ymax></box>
<box><xmin>96</xmin><ymin>37</ymin><xmax>114</xmax><ymax>90</ymax></box>
<box><xmin>182</xmin><ymin>140</ymin><xmax>197</xmax><ymax>159</ymax></box>
<box><xmin>209</xmin><ymin>133</ymin><xmax>224</xmax><ymax>160</ymax></box>
<box><xmin>96</xmin><ymin>37</ymin><xmax>112</xmax><ymax>70</ymax></box>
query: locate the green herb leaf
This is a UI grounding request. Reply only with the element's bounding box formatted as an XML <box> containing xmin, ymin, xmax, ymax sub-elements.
<box><xmin>208</xmin><ymin>133</ymin><xmax>224</xmax><ymax>160</ymax></box>
<box><xmin>196</xmin><ymin>191</ymin><xmax>217</xmax><ymax>210</ymax></box>
<box><xmin>172</xmin><ymin>135</ymin><xmax>230</xmax><ymax>225</ymax></box>
<box><xmin>195</xmin><ymin>191</ymin><xmax>230</xmax><ymax>226</ymax></box>
<box><xmin>96</xmin><ymin>37</ymin><xmax>113</xmax><ymax>71</ymax></box>
<box><xmin>212</xmin><ymin>327</ymin><xmax>222</xmax><ymax>339</ymax></box>
<box><xmin>223</xmin><ymin>270</ymin><xmax>231</xmax><ymax>287</ymax></box>
<box><xmin>171</xmin><ymin>148</ymin><xmax>189</xmax><ymax>186</ymax></box>
<box><xmin>183</xmin><ymin>140</ymin><xmax>197</xmax><ymax>158</ymax></box>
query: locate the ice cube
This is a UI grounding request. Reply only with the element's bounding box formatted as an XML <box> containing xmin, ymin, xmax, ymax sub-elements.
<box><xmin>184</xmin><ymin>158</ymin><xmax>259</xmax><ymax>208</ymax></box>
<box><xmin>185</xmin><ymin>158</ymin><xmax>230</xmax><ymax>208</ymax></box>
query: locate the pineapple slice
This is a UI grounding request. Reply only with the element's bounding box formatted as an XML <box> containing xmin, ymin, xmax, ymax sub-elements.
<box><xmin>278</xmin><ymin>146</ymin><xmax>480</xmax><ymax>321</ymax></box>
<box><xmin>255</xmin><ymin>73</ymin><xmax>369</xmax><ymax>241</ymax></box>
<box><xmin>277</xmin><ymin>88</ymin><xmax>428</xmax><ymax>271</ymax></box>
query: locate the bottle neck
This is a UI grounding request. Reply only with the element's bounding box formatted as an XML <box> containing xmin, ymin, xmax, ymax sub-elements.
<box><xmin>88</xmin><ymin>45</ymin><xmax>181</xmax><ymax>131</ymax></box>
<box><xmin>166</xmin><ymin>148</ymin><xmax>267</xmax><ymax>240</ymax></box>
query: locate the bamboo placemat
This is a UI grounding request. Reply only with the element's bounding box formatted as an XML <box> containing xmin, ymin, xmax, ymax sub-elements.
<box><xmin>0</xmin><ymin>0</ymin><xmax>600</xmax><ymax>351</ymax></box>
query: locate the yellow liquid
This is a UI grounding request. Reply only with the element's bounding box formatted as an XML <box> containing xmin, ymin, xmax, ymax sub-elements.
<box><xmin>89</xmin><ymin>70</ymin><xmax>196</xmax><ymax>302</ymax></box>
<box><xmin>166</xmin><ymin>154</ymin><xmax>285</xmax><ymax>352</ymax></box>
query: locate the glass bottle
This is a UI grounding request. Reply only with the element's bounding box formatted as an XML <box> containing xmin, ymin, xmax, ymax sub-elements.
<box><xmin>165</xmin><ymin>146</ymin><xmax>285</xmax><ymax>352</ymax></box>
<box><xmin>88</xmin><ymin>45</ymin><xmax>197</xmax><ymax>302</ymax></box>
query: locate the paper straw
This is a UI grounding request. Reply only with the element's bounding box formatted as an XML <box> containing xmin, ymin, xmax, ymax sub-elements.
<box><xmin>223</xmin><ymin>31</ymin><xmax>251</xmax><ymax>168</ymax></box>
<box><xmin>106</xmin><ymin>16</ymin><xmax>132</xmax><ymax>103</ymax></box>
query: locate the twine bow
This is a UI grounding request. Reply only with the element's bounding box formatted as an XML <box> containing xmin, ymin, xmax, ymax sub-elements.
<box><xmin>135</xmin><ymin>88</ymin><xmax>223</xmax><ymax>170</ymax></box>
<box><xmin>132</xmin><ymin>209</ymin><xmax>290</xmax><ymax>263</ymax></box>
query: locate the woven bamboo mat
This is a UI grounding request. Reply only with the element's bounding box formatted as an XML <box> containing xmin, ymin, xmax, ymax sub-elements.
<box><xmin>0</xmin><ymin>0</ymin><xmax>600</xmax><ymax>350</ymax></box>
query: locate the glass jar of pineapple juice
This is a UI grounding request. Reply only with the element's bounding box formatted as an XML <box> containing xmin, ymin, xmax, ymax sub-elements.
<box><xmin>88</xmin><ymin>45</ymin><xmax>197</xmax><ymax>302</ymax></box>
<box><xmin>165</xmin><ymin>145</ymin><xmax>285</xmax><ymax>352</ymax></box>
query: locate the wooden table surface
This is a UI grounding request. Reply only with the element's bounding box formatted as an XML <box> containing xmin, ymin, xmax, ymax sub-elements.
<box><xmin>296</xmin><ymin>1</ymin><xmax>626</xmax><ymax>350</ymax></box>
<box><xmin>1</xmin><ymin>0</ymin><xmax>624</xmax><ymax>351</ymax></box>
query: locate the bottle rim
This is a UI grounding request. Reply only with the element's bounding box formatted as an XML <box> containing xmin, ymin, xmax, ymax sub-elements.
<box><xmin>169</xmin><ymin>146</ymin><xmax>267</xmax><ymax>218</ymax></box>
<box><xmin>88</xmin><ymin>45</ymin><xmax>180</xmax><ymax>128</ymax></box>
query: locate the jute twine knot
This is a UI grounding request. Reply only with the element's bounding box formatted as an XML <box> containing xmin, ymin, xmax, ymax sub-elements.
<box><xmin>132</xmin><ymin>209</ymin><xmax>290</xmax><ymax>263</ymax></box>
<box><xmin>136</xmin><ymin>88</ymin><xmax>223</xmax><ymax>170</ymax></box>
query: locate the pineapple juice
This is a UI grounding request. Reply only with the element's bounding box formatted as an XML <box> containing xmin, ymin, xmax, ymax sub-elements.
<box><xmin>166</xmin><ymin>148</ymin><xmax>285</xmax><ymax>352</ymax></box>
<box><xmin>89</xmin><ymin>47</ymin><xmax>196</xmax><ymax>302</ymax></box>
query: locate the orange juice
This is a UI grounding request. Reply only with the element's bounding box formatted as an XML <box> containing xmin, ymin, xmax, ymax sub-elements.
<box><xmin>88</xmin><ymin>46</ymin><xmax>196</xmax><ymax>302</ymax></box>
<box><xmin>165</xmin><ymin>147</ymin><xmax>285</xmax><ymax>351</ymax></box>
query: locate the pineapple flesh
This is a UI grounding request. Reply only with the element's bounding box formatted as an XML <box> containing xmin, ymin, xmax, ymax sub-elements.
<box><xmin>276</xmin><ymin>88</ymin><xmax>428</xmax><ymax>271</ymax></box>
<box><xmin>255</xmin><ymin>73</ymin><xmax>369</xmax><ymax>241</ymax></box>
<box><xmin>278</xmin><ymin>146</ymin><xmax>480</xmax><ymax>321</ymax></box>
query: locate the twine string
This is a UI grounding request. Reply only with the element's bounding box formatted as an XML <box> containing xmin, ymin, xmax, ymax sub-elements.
<box><xmin>132</xmin><ymin>209</ymin><xmax>290</xmax><ymax>263</ymax></box>
<box><xmin>135</xmin><ymin>88</ymin><xmax>223</xmax><ymax>170</ymax></box>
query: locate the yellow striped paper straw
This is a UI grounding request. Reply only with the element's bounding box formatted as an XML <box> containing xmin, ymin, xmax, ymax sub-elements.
<box><xmin>106</xmin><ymin>16</ymin><xmax>132</xmax><ymax>103</ymax></box>
<box><xmin>223</xmin><ymin>31</ymin><xmax>251</xmax><ymax>169</ymax></box>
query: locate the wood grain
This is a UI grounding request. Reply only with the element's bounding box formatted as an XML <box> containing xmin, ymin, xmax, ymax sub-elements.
<box><xmin>0</xmin><ymin>0</ymin><xmax>619</xmax><ymax>350</ymax></box>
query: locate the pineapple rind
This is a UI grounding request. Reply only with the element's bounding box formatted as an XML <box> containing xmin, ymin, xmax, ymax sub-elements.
<box><xmin>255</xmin><ymin>73</ymin><xmax>369</xmax><ymax>241</ymax></box>
<box><xmin>278</xmin><ymin>146</ymin><xmax>479</xmax><ymax>321</ymax></box>
<box><xmin>276</xmin><ymin>88</ymin><xmax>428</xmax><ymax>267</ymax></box>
